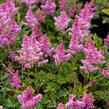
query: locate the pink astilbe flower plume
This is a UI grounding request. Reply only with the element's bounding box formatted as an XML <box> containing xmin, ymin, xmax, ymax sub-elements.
<box><xmin>69</xmin><ymin>16</ymin><xmax>83</xmax><ymax>54</ymax></box>
<box><xmin>104</xmin><ymin>34</ymin><xmax>109</xmax><ymax>46</ymax></box>
<box><xmin>6</xmin><ymin>0</ymin><xmax>19</xmax><ymax>17</ymax></box>
<box><xmin>59</xmin><ymin>0</ymin><xmax>68</xmax><ymax>10</ymax></box>
<box><xmin>18</xmin><ymin>86</ymin><xmax>42</xmax><ymax>109</ymax></box>
<box><xmin>41</xmin><ymin>0</ymin><xmax>56</xmax><ymax>16</ymax></box>
<box><xmin>34</xmin><ymin>8</ymin><xmax>46</xmax><ymax>24</ymax></box>
<box><xmin>16</xmin><ymin>34</ymin><xmax>43</xmax><ymax>69</ymax></box>
<box><xmin>81</xmin><ymin>92</ymin><xmax>95</xmax><ymax>109</ymax></box>
<box><xmin>54</xmin><ymin>11</ymin><xmax>71</xmax><ymax>31</ymax></box>
<box><xmin>80</xmin><ymin>37</ymin><xmax>106</xmax><ymax>74</ymax></box>
<box><xmin>4</xmin><ymin>62</ymin><xmax>21</xmax><ymax>89</ymax></box>
<box><xmin>65</xmin><ymin>92</ymin><xmax>95</xmax><ymax>109</ymax></box>
<box><xmin>18</xmin><ymin>0</ymin><xmax>37</xmax><ymax>7</ymax></box>
<box><xmin>23</xmin><ymin>6</ymin><xmax>38</xmax><ymax>28</ymax></box>
<box><xmin>0</xmin><ymin>3</ymin><xmax>11</xmax><ymax>31</ymax></box>
<box><xmin>0</xmin><ymin>18</ymin><xmax>21</xmax><ymax>47</ymax></box>
<box><xmin>53</xmin><ymin>40</ymin><xmax>71</xmax><ymax>66</ymax></box>
<box><xmin>57</xmin><ymin>103</ymin><xmax>64</xmax><ymax>109</ymax></box>
<box><xmin>37</xmin><ymin>0</ymin><xmax>45</xmax><ymax>4</ymax></box>
<box><xmin>31</xmin><ymin>24</ymin><xmax>43</xmax><ymax>40</ymax></box>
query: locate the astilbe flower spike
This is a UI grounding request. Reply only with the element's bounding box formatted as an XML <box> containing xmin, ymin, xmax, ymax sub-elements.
<box><xmin>82</xmin><ymin>92</ymin><xmax>95</xmax><ymax>109</ymax></box>
<box><xmin>57</xmin><ymin>103</ymin><xmax>64</xmax><ymax>109</ymax></box>
<box><xmin>23</xmin><ymin>6</ymin><xmax>38</xmax><ymax>28</ymax></box>
<box><xmin>34</xmin><ymin>8</ymin><xmax>46</xmax><ymax>24</ymax></box>
<box><xmin>0</xmin><ymin>3</ymin><xmax>11</xmax><ymax>31</ymax></box>
<box><xmin>59</xmin><ymin>0</ymin><xmax>68</xmax><ymax>10</ymax></box>
<box><xmin>16</xmin><ymin>34</ymin><xmax>43</xmax><ymax>69</ymax></box>
<box><xmin>0</xmin><ymin>18</ymin><xmax>21</xmax><ymax>47</ymax></box>
<box><xmin>66</xmin><ymin>0</ymin><xmax>96</xmax><ymax>53</ymax></box>
<box><xmin>80</xmin><ymin>37</ymin><xmax>106</xmax><ymax>74</ymax></box>
<box><xmin>18</xmin><ymin>86</ymin><xmax>42</xmax><ymax>109</ymax></box>
<box><xmin>54</xmin><ymin>11</ymin><xmax>71</xmax><ymax>31</ymax></box>
<box><xmin>6</xmin><ymin>0</ymin><xmax>19</xmax><ymax>17</ymax></box>
<box><xmin>65</xmin><ymin>92</ymin><xmax>95</xmax><ymax>109</ymax></box>
<box><xmin>4</xmin><ymin>62</ymin><xmax>21</xmax><ymax>89</ymax></box>
<box><xmin>53</xmin><ymin>40</ymin><xmax>71</xmax><ymax>66</ymax></box>
<box><xmin>18</xmin><ymin>0</ymin><xmax>37</xmax><ymax>7</ymax></box>
<box><xmin>104</xmin><ymin>34</ymin><xmax>109</xmax><ymax>46</ymax></box>
<box><xmin>37</xmin><ymin>0</ymin><xmax>45</xmax><ymax>4</ymax></box>
<box><xmin>41</xmin><ymin>0</ymin><xmax>56</xmax><ymax>16</ymax></box>
<box><xmin>68</xmin><ymin>16</ymin><xmax>83</xmax><ymax>54</ymax></box>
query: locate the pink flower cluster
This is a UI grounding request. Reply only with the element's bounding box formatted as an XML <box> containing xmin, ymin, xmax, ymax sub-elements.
<box><xmin>16</xmin><ymin>34</ymin><xmax>43</xmax><ymax>69</ymax></box>
<box><xmin>41</xmin><ymin>0</ymin><xmax>56</xmax><ymax>16</ymax></box>
<box><xmin>59</xmin><ymin>0</ymin><xmax>67</xmax><ymax>10</ymax></box>
<box><xmin>100</xmin><ymin>69</ymin><xmax>109</xmax><ymax>78</ymax></box>
<box><xmin>69</xmin><ymin>16</ymin><xmax>83</xmax><ymax>54</ymax></box>
<box><xmin>104</xmin><ymin>34</ymin><xmax>109</xmax><ymax>46</ymax></box>
<box><xmin>57</xmin><ymin>103</ymin><xmax>64</xmax><ymax>109</ymax></box>
<box><xmin>18</xmin><ymin>0</ymin><xmax>37</xmax><ymax>6</ymax></box>
<box><xmin>4</xmin><ymin>63</ymin><xmax>21</xmax><ymax>89</ymax></box>
<box><xmin>23</xmin><ymin>7</ymin><xmax>46</xmax><ymax>28</ymax></box>
<box><xmin>53</xmin><ymin>40</ymin><xmax>71</xmax><ymax>66</ymax></box>
<box><xmin>54</xmin><ymin>11</ymin><xmax>71</xmax><ymax>31</ymax></box>
<box><xmin>80</xmin><ymin>37</ymin><xmax>106</xmax><ymax>74</ymax></box>
<box><xmin>65</xmin><ymin>92</ymin><xmax>95</xmax><ymax>109</ymax></box>
<box><xmin>0</xmin><ymin>0</ymin><xmax>21</xmax><ymax>47</ymax></box>
<box><xmin>18</xmin><ymin>86</ymin><xmax>42</xmax><ymax>109</ymax></box>
<box><xmin>66</xmin><ymin>0</ymin><xmax>96</xmax><ymax>54</ymax></box>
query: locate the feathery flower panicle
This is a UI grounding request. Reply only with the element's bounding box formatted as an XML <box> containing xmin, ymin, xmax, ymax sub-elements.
<box><xmin>101</xmin><ymin>69</ymin><xmax>109</xmax><ymax>78</ymax></box>
<box><xmin>31</xmin><ymin>25</ymin><xmax>43</xmax><ymax>40</ymax></box>
<box><xmin>69</xmin><ymin>16</ymin><xmax>83</xmax><ymax>54</ymax></box>
<box><xmin>6</xmin><ymin>0</ymin><xmax>19</xmax><ymax>17</ymax></box>
<box><xmin>104</xmin><ymin>34</ymin><xmax>109</xmax><ymax>46</ymax></box>
<box><xmin>53</xmin><ymin>40</ymin><xmax>71</xmax><ymax>66</ymax></box>
<box><xmin>0</xmin><ymin>3</ymin><xmax>11</xmax><ymax>31</ymax></box>
<box><xmin>80</xmin><ymin>0</ymin><xmax>96</xmax><ymax>22</ymax></box>
<box><xmin>0</xmin><ymin>105</ymin><xmax>3</xmax><ymax>109</ymax></box>
<box><xmin>16</xmin><ymin>34</ymin><xmax>43</xmax><ymax>69</ymax></box>
<box><xmin>18</xmin><ymin>86</ymin><xmax>42</xmax><ymax>109</ymax></box>
<box><xmin>65</xmin><ymin>92</ymin><xmax>95</xmax><ymax>109</ymax></box>
<box><xmin>38</xmin><ymin>60</ymin><xmax>48</xmax><ymax>67</ymax></box>
<box><xmin>59</xmin><ymin>0</ymin><xmax>67</xmax><ymax>10</ymax></box>
<box><xmin>4</xmin><ymin>62</ymin><xmax>21</xmax><ymax>89</ymax></box>
<box><xmin>34</xmin><ymin>8</ymin><xmax>46</xmax><ymax>24</ymax></box>
<box><xmin>80</xmin><ymin>37</ymin><xmax>106</xmax><ymax>74</ymax></box>
<box><xmin>41</xmin><ymin>0</ymin><xmax>56</xmax><ymax>16</ymax></box>
<box><xmin>66</xmin><ymin>0</ymin><xmax>96</xmax><ymax>52</ymax></box>
<box><xmin>40</xmin><ymin>34</ymin><xmax>51</xmax><ymax>54</ymax></box>
<box><xmin>82</xmin><ymin>92</ymin><xmax>95</xmax><ymax>109</ymax></box>
<box><xmin>18</xmin><ymin>0</ymin><xmax>37</xmax><ymax>7</ymax></box>
<box><xmin>54</xmin><ymin>11</ymin><xmax>71</xmax><ymax>31</ymax></box>
<box><xmin>57</xmin><ymin>103</ymin><xmax>64</xmax><ymax>109</ymax></box>
<box><xmin>37</xmin><ymin>0</ymin><xmax>45</xmax><ymax>4</ymax></box>
<box><xmin>23</xmin><ymin>7</ymin><xmax>38</xmax><ymax>28</ymax></box>
<box><xmin>0</xmin><ymin>18</ymin><xmax>21</xmax><ymax>47</ymax></box>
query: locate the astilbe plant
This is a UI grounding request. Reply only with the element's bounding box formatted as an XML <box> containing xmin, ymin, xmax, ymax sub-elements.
<box><xmin>23</xmin><ymin>6</ymin><xmax>39</xmax><ymax>28</ymax></box>
<box><xmin>16</xmin><ymin>34</ymin><xmax>43</xmax><ymax>69</ymax></box>
<box><xmin>41</xmin><ymin>0</ymin><xmax>56</xmax><ymax>16</ymax></box>
<box><xmin>18</xmin><ymin>86</ymin><xmax>42</xmax><ymax>109</ymax></box>
<box><xmin>54</xmin><ymin>11</ymin><xmax>71</xmax><ymax>32</ymax></box>
<box><xmin>65</xmin><ymin>92</ymin><xmax>95</xmax><ymax>109</ymax></box>
<box><xmin>0</xmin><ymin>0</ymin><xmax>21</xmax><ymax>47</ymax></box>
<box><xmin>57</xmin><ymin>103</ymin><xmax>64</xmax><ymax>109</ymax></box>
<box><xmin>80</xmin><ymin>37</ymin><xmax>106</xmax><ymax>74</ymax></box>
<box><xmin>17</xmin><ymin>0</ymin><xmax>37</xmax><ymax>7</ymax></box>
<box><xmin>4</xmin><ymin>62</ymin><xmax>21</xmax><ymax>89</ymax></box>
<box><xmin>53</xmin><ymin>40</ymin><xmax>71</xmax><ymax>66</ymax></box>
<box><xmin>59</xmin><ymin>0</ymin><xmax>68</xmax><ymax>10</ymax></box>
